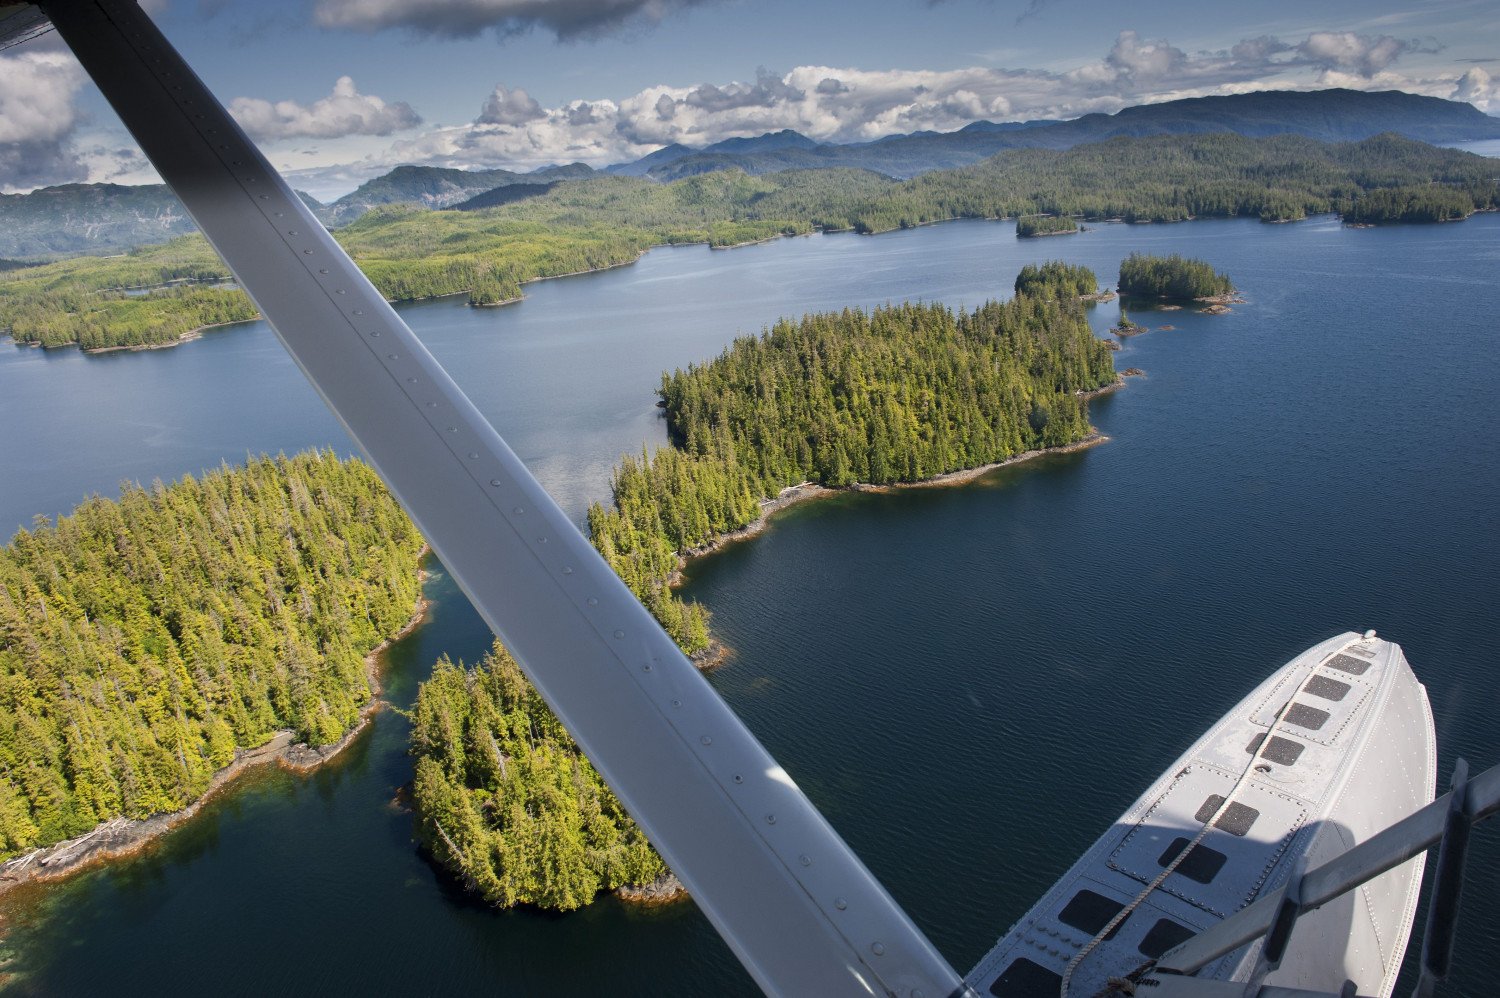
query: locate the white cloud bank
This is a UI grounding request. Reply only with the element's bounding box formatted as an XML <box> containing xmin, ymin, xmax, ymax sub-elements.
<box><xmin>7</xmin><ymin>22</ymin><xmax>1494</xmax><ymax>196</ymax></box>
<box><xmin>229</xmin><ymin>76</ymin><xmax>422</xmax><ymax>141</ymax></box>
<box><xmin>1453</xmin><ymin>66</ymin><xmax>1497</xmax><ymax>107</ymax></box>
<box><xmin>354</xmin><ymin>28</ymin><xmax>1491</xmax><ymax>179</ymax></box>
<box><xmin>0</xmin><ymin>50</ymin><xmax>90</xmax><ymax>192</ymax></box>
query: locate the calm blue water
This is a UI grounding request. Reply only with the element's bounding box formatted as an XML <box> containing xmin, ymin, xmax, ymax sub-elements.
<box><xmin>0</xmin><ymin>214</ymin><xmax>1496</xmax><ymax>995</ymax></box>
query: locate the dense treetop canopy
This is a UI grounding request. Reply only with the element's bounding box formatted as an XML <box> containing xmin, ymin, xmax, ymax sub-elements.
<box><xmin>410</xmin><ymin>642</ymin><xmax>666</xmax><ymax>911</ymax></box>
<box><xmin>1118</xmin><ymin>254</ymin><xmax>1234</xmax><ymax>300</ymax></box>
<box><xmin>0</xmin><ymin>452</ymin><xmax>423</xmax><ymax>857</ymax></box>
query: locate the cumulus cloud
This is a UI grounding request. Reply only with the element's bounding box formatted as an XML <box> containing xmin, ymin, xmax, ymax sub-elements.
<box><xmin>477</xmin><ymin>84</ymin><xmax>545</xmax><ymax>125</ymax></box>
<box><xmin>314</xmin><ymin>0</ymin><xmax>717</xmax><ymax>41</ymax></box>
<box><xmin>1296</xmin><ymin>31</ymin><xmax>1431</xmax><ymax>77</ymax></box>
<box><xmin>1452</xmin><ymin>67</ymin><xmax>1495</xmax><ymax>111</ymax></box>
<box><xmin>336</xmin><ymin>24</ymin><xmax>1485</xmax><ymax>184</ymax></box>
<box><xmin>684</xmin><ymin>69</ymin><xmax>805</xmax><ymax>113</ymax></box>
<box><xmin>16</xmin><ymin>17</ymin><xmax>1475</xmax><ymax>196</ymax></box>
<box><xmin>1106</xmin><ymin>31</ymin><xmax>1188</xmax><ymax>81</ymax></box>
<box><xmin>228</xmin><ymin>76</ymin><xmax>422</xmax><ymax>141</ymax></box>
<box><xmin>0</xmin><ymin>51</ymin><xmax>90</xmax><ymax>191</ymax></box>
<box><xmin>1231</xmin><ymin>36</ymin><xmax>1293</xmax><ymax>63</ymax></box>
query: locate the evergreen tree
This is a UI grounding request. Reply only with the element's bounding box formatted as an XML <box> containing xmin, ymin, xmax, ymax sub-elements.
<box><xmin>0</xmin><ymin>452</ymin><xmax>424</xmax><ymax>857</ymax></box>
<box><xmin>409</xmin><ymin>642</ymin><xmax>666</xmax><ymax>911</ymax></box>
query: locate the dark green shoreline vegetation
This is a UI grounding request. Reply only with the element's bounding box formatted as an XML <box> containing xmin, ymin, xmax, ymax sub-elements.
<box><xmin>410</xmin><ymin>642</ymin><xmax>666</xmax><ymax>911</ymax></box>
<box><xmin>1342</xmin><ymin>184</ymin><xmax>1478</xmax><ymax>224</ymax></box>
<box><xmin>1119</xmin><ymin>253</ymin><xmax>1234</xmax><ymax>301</ymax></box>
<box><xmin>0</xmin><ymin>452</ymin><xmax>423</xmax><ymax>858</ymax></box>
<box><xmin>1015</xmin><ymin>214</ymin><xmax>1078</xmax><ymax>237</ymax></box>
<box><xmin>1015</xmin><ymin>261</ymin><xmax>1099</xmax><ymax>300</ymax></box>
<box><xmin>2</xmin><ymin>132</ymin><xmax>1494</xmax><ymax>350</ymax></box>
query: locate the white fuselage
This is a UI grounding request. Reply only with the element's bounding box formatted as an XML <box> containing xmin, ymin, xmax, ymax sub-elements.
<box><xmin>969</xmin><ymin>632</ymin><xmax>1436</xmax><ymax>998</ymax></box>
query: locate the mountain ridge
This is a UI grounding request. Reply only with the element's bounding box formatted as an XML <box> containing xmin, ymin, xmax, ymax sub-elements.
<box><xmin>4</xmin><ymin>88</ymin><xmax>1496</xmax><ymax>259</ymax></box>
<box><xmin>644</xmin><ymin>88</ymin><xmax>1500</xmax><ymax>180</ymax></box>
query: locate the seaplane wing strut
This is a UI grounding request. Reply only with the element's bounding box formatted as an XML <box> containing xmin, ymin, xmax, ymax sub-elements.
<box><xmin>36</xmin><ymin>2</ymin><xmax>972</xmax><ymax>995</ymax></box>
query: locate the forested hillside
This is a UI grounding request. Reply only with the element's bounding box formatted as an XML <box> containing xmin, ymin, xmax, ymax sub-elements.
<box><xmin>844</xmin><ymin>132</ymin><xmax>1499</xmax><ymax>230</ymax></box>
<box><xmin>8</xmin><ymin>88</ymin><xmax>1495</xmax><ymax>263</ymax></box>
<box><xmin>4</xmin><ymin>132</ymin><xmax>1491</xmax><ymax>350</ymax></box>
<box><xmin>410</xmin><ymin>643</ymin><xmax>665</xmax><ymax>910</ymax></box>
<box><xmin>0</xmin><ymin>452</ymin><xmax>424</xmax><ymax>856</ymax></box>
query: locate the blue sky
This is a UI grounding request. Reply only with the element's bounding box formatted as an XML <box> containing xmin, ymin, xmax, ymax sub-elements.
<box><xmin>2</xmin><ymin>0</ymin><xmax>1496</xmax><ymax>198</ymax></box>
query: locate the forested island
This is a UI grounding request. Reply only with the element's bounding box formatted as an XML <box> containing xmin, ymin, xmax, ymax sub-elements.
<box><xmin>0</xmin><ymin>452</ymin><xmax>424</xmax><ymax>864</ymax></box>
<box><xmin>1</xmin><ymin>132</ymin><xmax>1493</xmax><ymax>350</ymax></box>
<box><xmin>410</xmin><ymin>642</ymin><xmax>667</xmax><ymax>910</ymax></box>
<box><xmin>1119</xmin><ymin>253</ymin><xmax>1234</xmax><ymax>300</ymax></box>
<box><xmin>1015</xmin><ymin>261</ymin><xmax>1099</xmax><ymax>300</ymax></box>
<box><xmin>1015</xmin><ymin>214</ymin><xmax>1078</xmax><ymax>237</ymax></box>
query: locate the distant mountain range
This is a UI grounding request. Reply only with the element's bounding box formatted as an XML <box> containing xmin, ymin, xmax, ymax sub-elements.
<box><xmin>0</xmin><ymin>164</ymin><xmax>593</xmax><ymax>258</ymax></box>
<box><xmin>318</xmin><ymin>162</ymin><xmax>594</xmax><ymax>226</ymax></box>
<box><xmin>0</xmin><ymin>183</ymin><xmax>325</xmax><ymax>260</ymax></box>
<box><xmin>627</xmin><ymin>89</ymin><xmax>1500</xmax><ymax>181</ymax></box>
<box><xmin>4</xmin><ymin>88</ymin><xmax>1497</xmax><ymax>260</ymax></box>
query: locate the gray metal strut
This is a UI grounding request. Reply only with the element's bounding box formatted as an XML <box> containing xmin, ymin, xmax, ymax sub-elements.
<box><xmin>39</xmin><ymin>3</ymin><xmax>971</xmax><ymax>995</ymax></box>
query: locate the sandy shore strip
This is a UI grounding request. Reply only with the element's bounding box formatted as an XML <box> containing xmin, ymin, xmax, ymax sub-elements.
<box><xmin>0</xmin><ymin>563</ymin><xmax>431</xmax><ymax>894</ymax></box>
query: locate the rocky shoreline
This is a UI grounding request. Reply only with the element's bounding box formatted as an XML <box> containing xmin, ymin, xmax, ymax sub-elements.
<box><xmin>614</xmin><ymin>870</ymin><xmax>688</xmax><ymax>905</ymax></box>
<box><xmin>0</xmin><ymin>574</ymin><xmax>431</xmax><ymax>895</ymax></box>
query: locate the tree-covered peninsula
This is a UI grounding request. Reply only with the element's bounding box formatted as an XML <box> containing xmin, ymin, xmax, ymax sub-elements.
<box><xmin>410</xmin><ymin>642</ymin><xmax>666</xmax><ymax>910</ymax></box>
<box><xmin>2</xmin><ymin>132</ymin><xmax>1493</xmax><ymax>351</ymax></box>
<box><xmin>1119</xmin><ymin>253</ymin><xmax>1234</xmax><ymax>300</ymax></box>
<box><xmin>0</xmin><ymin>452</ymin><xmax>424</xmax><ymax>857</ymax></box>
<box><xmin>413</xmin><ymin>286</ymin><xmax>1117</xmax><ymax>909</ymax></box>
<box><xmin>588</xmin><ymin>292</ymin><xmax>1118</xmax><ymax>654</ymax></box>
<box><xmin>1341</xmin><ymin>185</ymin><xmax>1478</xmax><ymax>224</ymax></box>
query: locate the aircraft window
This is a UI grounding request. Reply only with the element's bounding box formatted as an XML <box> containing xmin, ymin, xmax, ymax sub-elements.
<box><xmin>1304</xmin><ymin>675</ymin><xmax>1351</xmax><ymax>701</ymax></box>
<box><xmin>1157</xmin><ymin>838</ymin><xmax>1228</xmax><ymax>884</ymax></box>
<box><xmin>1058</xmin><ymin>889</ymin><xmax>1127</xmax><ymax>939</ymax></box>
<box><xmin>988</xmin><ymin>957</ymin><xmax>1062</xmax><ymax>996</ymax></box>
<box><xmin>1245</xmin><ymin>733</ymin><xmax>1305</xmax><ymax>765</ymax></box>
<box><xmin>1325</xmin><ymin>653</ymin><xmax>1372</xmax><ymax>675</ymax></box>
<box><xmin>1285</xmin><ymin>703</ymin><xmax>1330</xmax><ymax>731</ymax></box>
<box><xmin>1138</xmin><ymin>918</ymin><xmax>1197</xmax><ymax>959</ymax></box>
<box><xmin>1194</xmin><ymin>795</ymin><xmax>1260</xmax><ymax>836</ymax></box>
